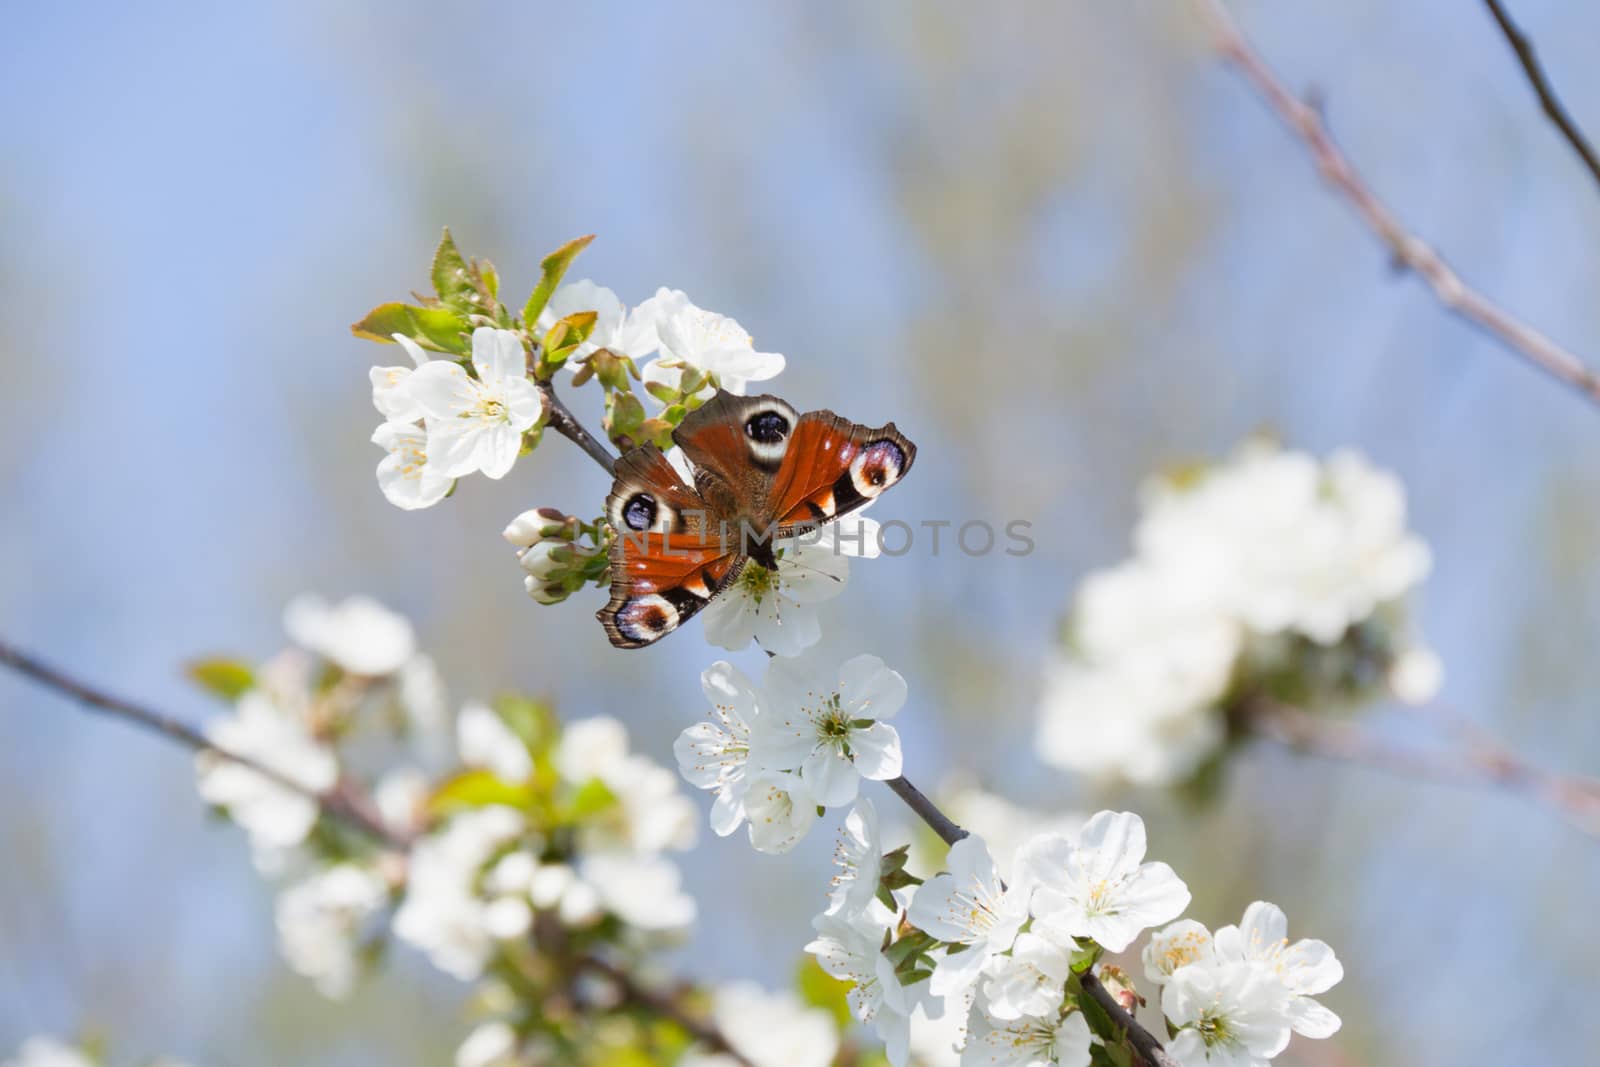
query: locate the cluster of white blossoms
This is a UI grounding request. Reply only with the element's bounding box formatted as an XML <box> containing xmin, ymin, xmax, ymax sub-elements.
<box><xmin>802</xmin><ymin>805</ymin><xmax>1341</xmax><ymax>1067</ymax></box>
<box><xmin>1037</xmin><ymin>440</ymin><xmax>1442</xmax><ymax>786</ymax></box>
<box><xmin>190</xmin><ymin>593</ymin><xmax>840</xmax><ymax>1066</ymax></box>
<box><xmin>675</xmin><ymin>652</ymin><xmax>906</xmax><ymax>854</ymax></box>
<box><xmin>368</xmin><ymin>277</ymin><xmax>787</xmax><ymax>512</ymax></box>
<box><xmin>0</xmin><ymin>1038</ymin><xmax>193</xmax><ymax>1067</ymax></box>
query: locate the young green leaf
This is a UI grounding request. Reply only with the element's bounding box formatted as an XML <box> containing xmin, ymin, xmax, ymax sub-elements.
<box><xmin>522</xmin><ymin>234</ymin><xmax>596</xmax><ymax>328</ymax></box>
<box><xmin>431</xmin><ymin>228</ymin><xmax>480</xmax><ymax>314</ymax></box>
<box><xmin>186</xmin><ymin>658</ymin><xmax>255</xmax><ymax>702</ymax></box>
<box><xmin>351</xmin><ymin>302</ymin><xmax>470</xmax><ymax>354</ymax></box>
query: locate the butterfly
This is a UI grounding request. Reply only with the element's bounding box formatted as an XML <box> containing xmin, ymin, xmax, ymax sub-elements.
<box><xmin>597</xmin><ymin>391</ymin><xmax>916</xmax><ymax>648</ymax></box>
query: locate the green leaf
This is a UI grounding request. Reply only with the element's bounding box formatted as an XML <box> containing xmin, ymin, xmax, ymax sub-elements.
<box><xmin>494</xmin><ymin>695</ymin><xmax>557</xmax><ymax>753</ymax></box>
<box><xmin>427</xmin><ymin>769</ymin><xmax>532</xmax><ymax>816</ymax></box>
<box><xmin>351</xmin><ymin>302</ymin><xmax>469</xmax><ymax>354</ymax></box>
<box><xmin>1076</xmin><ymin>981</ymin><xmax>1120</xmax><ymax>1043</ymax></box>
<box><xmin>566</xmin><ymin>777</ymin><xmax>619</xmax><ymax>819</ymax></box>
<box><xmin>794</xmin><ymin>957</ymin><xmax>854</xmax><ymax>1032</ymax></box>
<box><xmin>541</xmin><ymin>310</ymin><xmax>599</xmax><ymax>371</ymax></box>
<box><xmin>522</xmin><ymin>234</ymin><xmax>595</xmax><ymax>327</ymax></box>
<box><xmin>431</xmin><ymin>228</ymin><xmax>479</xmax><ymax>314</ymax></box>
<box><xmin>186</xmin><ymin>658</ymin><xmax>254</xmax><ymax>702</ymax></box>
<box><xmin>478</xmin><ymin>258</ymin><xmax>500</xmax><ymax>300</ymax></box>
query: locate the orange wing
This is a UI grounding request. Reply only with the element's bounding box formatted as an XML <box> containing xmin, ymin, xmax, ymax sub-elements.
<box><xmin>597</xmin><ymin>532</ymin><xmax>742</xmax><ymax>649</ymax></box>
<box><xmin>768</xmin><ymin>411</ymin><xmax>917</xmax><ymax>534</ymax></box>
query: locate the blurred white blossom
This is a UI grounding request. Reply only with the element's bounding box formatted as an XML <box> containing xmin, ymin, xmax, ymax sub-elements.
<box><xmin>275</xmin><ymin>863</ymin><xmax>388</xmax><ymax>998</ymax></box>
<box><xmin>1038</xmin><ymin>441</ymin><xmax>1439</xmax><ymax>786</ymax></box>
<box><xmin>283</xmin><ymin>594</ymin><xmax>417</xmax><ymax>677</ymax></box>
<box><xmin>1</xmin><ymin>1039</ymin><xmax>98</xmax><ymax>1067</ymax></box>
<box><xmin>704</xmin><ymin>982</ymin><xmax>840</xmax><ymax>1067</ymax></box>
<box><xmin>195</xmin><ymin>689</ymin><xmax>337</xmax><ymax>858</ymax></box>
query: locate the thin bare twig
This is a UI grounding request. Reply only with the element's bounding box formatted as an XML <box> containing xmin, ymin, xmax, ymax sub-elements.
<box><xmin>1482</xmin><ymin>0</ymin><xmax>1600</xmax><ymax>194</ymax></box>
<box><xmin>884</xmin><ymin>775</ymin><xmax>969</xmax><ymax>845</ymax></box>
<box><xmin>539</xmin><ymin>380</ymin><xmax>617</xmax><ymax>475</ymax></box>
<box><xmin>0</xmin><ymin>638</ymin><xmax>403</xmax><ymax>847</ymax></box>
<box><xmin>1245</xmin><ymin>695</ymin><xmax>1600</xmax><ymax>837</ymax></box>
<box><xmin>1190</xmin><ymin>0</ymin><xmax>1600</xmax><ymax>409</ymax></box>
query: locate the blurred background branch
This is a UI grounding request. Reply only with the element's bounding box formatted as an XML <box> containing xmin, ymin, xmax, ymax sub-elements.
<box><xmin>1244</xmin><ymin>694</ymin><xmax>1600</xmax><ymax>839</ymax></box>
<box><xmin>1191</xmin><ymin>0</ymin><xmax>1600</xmax><ymax>409</ymax></box>
<box><xmin>1482</xmin><ymin>0</ymin><xmax>1600</xmax><ymax>194</ymax></box>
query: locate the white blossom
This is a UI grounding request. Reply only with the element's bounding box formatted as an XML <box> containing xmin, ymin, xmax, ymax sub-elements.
<box><xmin>283</xmin><ymin>594</ymin><xmax>417</xmax><ymax>677</ymax></box>
<box><xmin>977</xmin><ymin>931</ymin><xmax>1076</xmax><ymax>1021</ymax></box>
<box><xmin>455</xmin><ymin>1021</ymin><xmax>517</xmax><ymax>1067</ymax></box>
<box><xmin>392</xmin><ymin>806</ymin><xmax>526</xmax><ymax>980</ymax></box>
<box><xmin>409</xmin><ymin>327</ymin><xmax>543</xmax><ymax>480</ymax></box>
<box><xmin>1142</xmin><ymin>919</ymin><xmax>1216</xmax><ymax>987</ymax></box>
<box><xmin>1213</xmin><ymin>902</ymin><xmax>1342</xmax><ymax>1039</ymax></box>
<box><xmin>536</xmin><ymin>279</ymin><xmax>662</xmax><ymax>367</ymax></box>
<box><xmin>457</xmin><ymin>702</ymin><xmax>533</xmax><ymax>783</ymax></box>
<box><xmin>372</xmin><ymin>420</ymin><xmax>454</xmax><ymax>510</ymax></box>
<box><xmin>743</xmin><ymin>772</ymin><xmax>819</xmax><ymax>854</ymax></box>
<box><xmin>374</xmin><ymin>766</ymin><xmax>430</xmax><ymax>836</ymax></box>
<box><xmin>707</xmin><ymin>982</ymin><xmax>840</xmax><ymax>1067</ymax></box>
<box><xmin>700</xmin><ymin>520</ymin><xmax>875</xmax><ymax>656</ymax></box>
<box><xmin>195</xmin><ymin>690</ymin><xmax>337</xmax><ymax>856</ymax></box>
<box><xmin>1162</xmin><ymin>961</ymin><xmax>1292</xmax><ymax>1067</ymax></box>
<box><xmin>828</xmin><ymin>798</ymin><xmax>884</xmax><ymax>917</ymax></box>
<box><xmin>639</xmin><ymin>287</ymin><xmax>784</xmax><ymax>395</ymax></box>
<box><xmin>580</xmin><ymin>851</ymin><xmax>695</xmax><ymax>931</ymax></box>
<box><xmin>1</xmin><ymin>1038</ymin><xmax>98</xmax><ymax>1067</ymax></box>
<box><xmin>676</xmin><ymin>662</ymin><xmax>758</xmax><ymax>837</ymax></box>
<box><xmin>909</xmin><ymin>836</ymin><xmax>1031</xmax><ymax>996</ymax></box>
<box><xmin>1023</xmin><ymin>811</ymin><xmax>1190</xmax><ymax>953</ymax></box>
<box><xmin>806</xmin><ymin>901</ymin><xmax>926</xmax><ymax>1067</ymax></box>
<box><xmin>369</xmin><ymin>333</ymin><xmax>430</xmax><ymax>421</ymax></box>
<box><xmin>961</xmin><ymin>1004</ymin><xmax>1091</xmax><ymax>1067</ymax></box>
<box><xmin>750</xmin><ymin>652</ymin><xmax>906</xmax><ymax>808</ymax></box>
<box><xmin>275</xmin><ymin>863</ymin><xmax>388</xmax><ymax>998</ymax></box>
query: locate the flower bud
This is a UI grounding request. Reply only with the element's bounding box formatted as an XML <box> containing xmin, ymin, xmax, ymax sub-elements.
<box><xmin>503</xmin><ymin>508</ymin><xmax>574</xmax><ymax>548</ymax></box>
<box><xmin>519</xmin><ymin>541</ymin><xmax>566</xmax><ymax>580</ymax></box>
<box><xmin>1096</xmin><ymin>965</ymin><xmax>1144</xmax><ymax>1013</ymax></box>
<box><xmin>525</xmin><ymin>576</ymin><xmax>569</xmax><ymax>604</ymax></box>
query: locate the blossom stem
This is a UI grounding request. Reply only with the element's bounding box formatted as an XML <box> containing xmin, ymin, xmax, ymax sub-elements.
<box><xmin>883</xmin><ymin>775</ymin><xmax>968</xmax><ymax>845</ymax></box>
<box><xmin>0</xmin><ymin>638</ymin><xmax>406</xmax><ymax>847</ymax></box>
<box><xmin>538</xmin><ymin>380</ymin><xmax>617</xmax><ymax>475</ymax></box>
<box><xmin>1190</xmin><ymin>0</ymin><xmax>1600</xmax><ymax>409</ymax></box>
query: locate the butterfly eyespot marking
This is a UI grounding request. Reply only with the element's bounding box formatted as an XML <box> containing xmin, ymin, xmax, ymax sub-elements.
<box><xmin>616</xmin><ymin>594</ymin><xmax>680</xmax><ymax>642</ymax></box>
<box><xmin>849</xmin><ymin>439</ymin><xmax>908</xmax><ymax>498</ymax></box>
<box><xmin>745</xmin><ymin>411</ymin><xmax>790</xmax><ymax>443</ymax></box>
<box><xmin>621</xmin><ymin>493</ymin><xmax>658</xmax><ymax>531</ymax></box>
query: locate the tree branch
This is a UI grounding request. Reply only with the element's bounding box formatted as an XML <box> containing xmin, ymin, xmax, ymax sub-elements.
<box><xmin>883</xmin><ymin>775</ymin><xmax>968</xmax><ymax>845</ymax></box>
<box><xmin>1189</xmin><ymin>0</ymin><xmax>1600</xmax><ymax>409</ymax></box>
<box><xmin>1082</xmin><ymin>971</ymin><xmax>1181</xmax><ymax>1067</ymax></box>
<box><xmin>539</xmin><ymin>380</ymin><xmax>617</xmax><ymax>476</ymax></box>
<box><xmin>1243</xmin><ymin>695</ymin><xmax>1600</xmax><ymax>838</ymax></box>
<box><xmin>0</xmin><ymin>638</ymin><xmax>404</xmax><ymax>848</ymax></box>
<box><xmin>1482</xmin><ymin>0</ymin><xmax>1600</xmax><ymax>194</ymax></box>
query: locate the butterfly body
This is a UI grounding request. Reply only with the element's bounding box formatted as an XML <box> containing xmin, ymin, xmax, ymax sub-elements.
<box><xmin>597</xmin><ymin>392</ymin><xmax>915</xmax><ymax>648</ymax></box>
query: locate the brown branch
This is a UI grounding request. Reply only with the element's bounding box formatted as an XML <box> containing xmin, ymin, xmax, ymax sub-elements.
<box><xmin>0</xmin><ymin>639</ymin><xmax>405</xmax><ymax>848</ymax></box>
<box><xmin>576</xmin><ymin>955</ymin><xmax>755</xmax><ymax>1066</ymax></box>
<box><xmin>539</xmin><ymin>380</ymin><xmax>617</xmax><ymax>475</ymax></box>
<box><xmin>1244</xmin><ymin>695</ymin><xmax>1600</xmax><ymax>837</ymax></box>
<box><xmin>884</xmin><ymin>775</ymin><xmax>968</xmax><ymax>845</ymax></box>
<box><xmin>1482</xmin><ymin>0</ymin><xmax>1600</xmax><ymax>194</ymax></box>
<box><xmin>1190</xmin><ymin>0</ymin><xmax>1600</xmax><ymax>409</ymax></box>
<box><xmin>1082</xmin><ymin>971</ymin><xmax>1181</xmax><ymax>1067</ymax></box>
